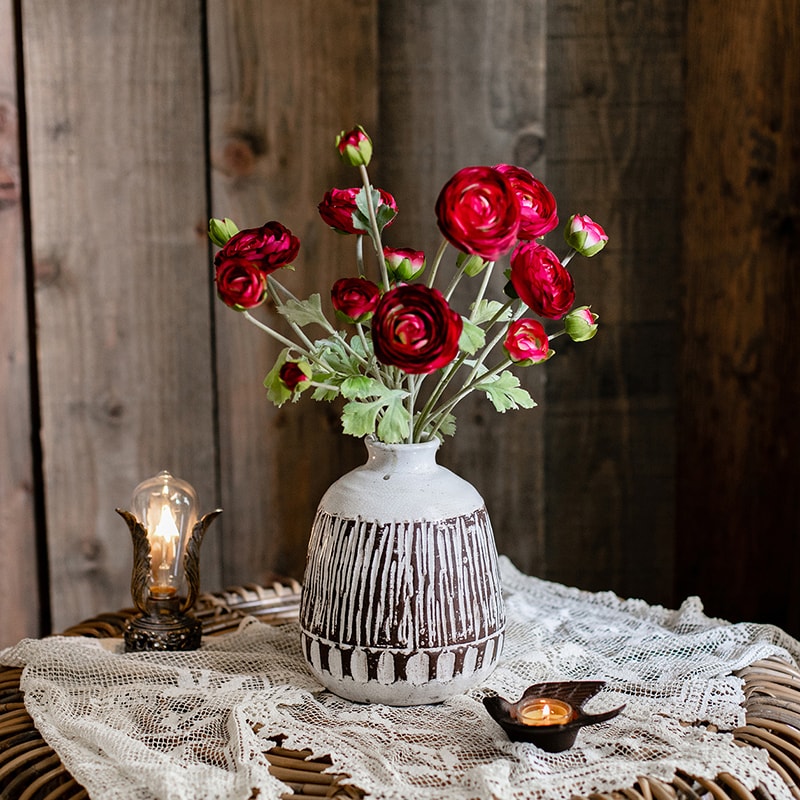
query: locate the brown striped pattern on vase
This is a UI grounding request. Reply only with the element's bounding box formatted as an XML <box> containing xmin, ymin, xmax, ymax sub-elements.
<box><xmin>299</xmin><ymin>506</ymin><xmax>505</xmax><ymax>705</ymax></box>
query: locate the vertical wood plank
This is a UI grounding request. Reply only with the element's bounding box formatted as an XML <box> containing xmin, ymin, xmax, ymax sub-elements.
<box><xmin>0</xmin><ymin>0</ymin><xmax>40</xmax><ymax>647</ymax></box>
<box><xmin>545</xmin><ymin>0</ymin><xmax>683</xmax><ymax>604</ymax></box>
<box><xmin>23</xmin><ymin>0</ymin><xmax>218</xmax><ymax>630</ymax></box>
<box><xmin>678</xmin><ymin>0</ymin><xmax>800</xmax><ymax>634</ymax></box>
<box><xmin>377</xmin><ymin>0</ymin><xmax>549</xmax><ymax>573</ymax></box>
<box><xmin>207</xmin><ymin>0</ymin><xmax>377</xmax><ymax>583</ymax></box>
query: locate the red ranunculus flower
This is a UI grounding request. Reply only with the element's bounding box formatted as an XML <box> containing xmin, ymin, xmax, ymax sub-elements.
<box><xmin>509</xmin><ymin>242</ymin><xmax>575</xmax><ymax>319</ymax></box>
<box><xmin>493</xmin><ymin>164</ymin><xmax>558</xmax><ymax>239</ymax></box>
<box><xmin>435</xmin><ymin>166</ymin><xmax>520</xmax><ymax>261</ymax></box>
<box><xmin>318</xmin><ymin>186</ymin><xmax>398</xmax><ymax>235</ymax></box>
<box><xmin>279</xmin><ymin>361</ymin><xmax>310</xmax><ymax>391</ymax></box>
<box><xmin>331</xmin><ymin>277</ymin><xmax>381</xmax><ymax>323</ymax></box>
<box><xmin>371</xmin><ymin>284</ymin><xmax>463</xmax><ymax>374</ymax></box>
<box><xmin>215</xmin><ymin>258</ymin><xmax>268</xmax><ymax>310</ymax></box>
<box><xmin>215</xmin><ymin>221</ymin><xmax>299</xmax><ymax>274</ymax></box>
<box><xmin>504</xmin><ymin>318</ymin><xmax>551</xmax><ymax>364</ymax></box>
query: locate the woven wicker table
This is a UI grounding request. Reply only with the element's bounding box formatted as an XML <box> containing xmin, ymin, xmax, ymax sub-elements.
<box><xmin>2</xmin><ymin>581</ymin><xmax>800</xmax><ymax>800</ymax></box>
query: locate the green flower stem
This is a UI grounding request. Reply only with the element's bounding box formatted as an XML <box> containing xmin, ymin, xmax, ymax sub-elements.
<box><xmin>426</xmin><ymin>239</ymin><xmax>449</xmax><ymax>289</ymax></box>
<box><xmin>548</xmin><ymin>328</ymin><xmax>567</xmax><ymax>341</ymax></box>
<box><xmin>241</xmin><ymin>311</ymin><xmax>308</xmax><ymax>353</ymax></box>
<box><xmin>265</xmin><ymin>277</ymin><xmax>322</xmax><ymax>349</ymax></box>
<box><xmin>358</xmin><ymin>164</ymin><xmax>391</xmax><ymax>291</ymax></box>
<box><xmin>425</xmin><ymin>356</ymin><xmax>514</xmax><ymax>441</ymax></box>
<box><xmin>412</xmin><ymin>354</ymin><xmax>467</xmax><ymax>439</ymax></box>
<box><xmin>443</xmin><ymin>259</ymin><xmax>470</xmax><ymax>302</ymax></box>
<box><xmin>407</xmin><ymin>375</ymin><xmax>419</xmax><ymax>444</ymax></box>
<box><xmin>468</xmin><ymin>262</ymin><xmax>496</xmax><ymax>321</ymax></box>
<box><xmin>355</xmin><ymin>235</ymin><xmax>366</xmax><ymax>278</ymax></box>
<box><xmin>562</xmin><ymin>249</ymin><xmax>577</xmax><ymax>267</ymax></box>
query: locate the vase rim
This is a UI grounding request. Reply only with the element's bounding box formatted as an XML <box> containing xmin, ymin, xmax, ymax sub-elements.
<box><xmin>364</xmin><ymin>434</ymin><xmax>441</xmax><ymax>452</ymax></box>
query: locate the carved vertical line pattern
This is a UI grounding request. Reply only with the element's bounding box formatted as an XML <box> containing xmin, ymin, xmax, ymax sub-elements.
<box><xmin>302</xmin><ymin>508</ymin><xmax>503</xmax><ymax>649</ymax></box>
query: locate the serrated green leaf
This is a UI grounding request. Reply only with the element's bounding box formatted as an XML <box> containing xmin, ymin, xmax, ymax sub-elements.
<box><xmin>341</xmin><ymin>376</ymin><xmax>381</xmax><ymax>399</ymax></box>
<box><xmin>278</xmin><ymin>293</ymin><xmax>330</xmax><ymax>328</ymax></box>
<box><xmin>459</xmin><ymin>318</ymin><xmax>485</xmax><ymax>355</ymax></box>
<box><xmin>263</xmin><ymin>349</ymin><xmax>292</xmax><ymax>406</ymax></box>
<box><xmin>376</xmin><ymin>393</ymin><xmax>411</xmax><ymax>443</ymax></box>
<box><xmin>475</xmin><ymin>370</ymin><xmax>537</xmax><ymax>413</ymax></box>
<box><xmin>341</xmin><ymin>398</ymin><xmax>383</xmax><ymax>437</ymax></box>
<box><xmin>471</xmin><ymin>299</ymin><xmax>512</xmax><ymax>326</ymax></box>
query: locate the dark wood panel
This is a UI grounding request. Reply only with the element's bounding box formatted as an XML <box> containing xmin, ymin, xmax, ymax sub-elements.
<box><xmin>543</xmin><ymin>0</ymin><xmax>684</xmax><ymax>605</ymax></box>
<box><xmin>678</xmin><ymin>0</ymin><xmax>800</xmax><ymax>634</ymax></box>
<box><xmin>22</xmin><ymin>0</ymin><xmax>218</xmax><ymax>630</ymax></box>
<box><xmin>0</xmin><ymin>0</ymin><xmax>40</xmax><ymax>647</ymax></box>
<box><xmin>377</xmin><ymin>0</ymin><xmax>549</xmax><ymax>572</ymax></box>
<box><xmin>207</xmin><ymin>0</ymin><xmax>378</xmax><ymax>584</ymax></box>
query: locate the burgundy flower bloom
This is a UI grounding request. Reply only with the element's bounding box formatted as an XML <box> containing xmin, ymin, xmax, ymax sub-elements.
<box><xmin>215</xmin><ymin>259</ymin><xmax>268</xmax><ymax>310</ymax></box>
<box><xmin>504</xmin><ymin>318</ymin><xmax>551</xmax><ymax>364</ymax></box>
<box><xmin>371</xmin><ymin>284</ymin><xmax>463</xmax><ymax>374</ymax></box>
<box><xmin>279</xmin><ymin>361</ymin><xmax>310</xmax><ymax>391</ymax></box>
<box><xmin>435</xmin><ymin>166</ymin><xmax>521</xmax><ymax>260</ymax></box>
<box><xmin>214</xmin><ymin>221</ymin><xmax>299</xmax><ymax>275</ymax></box>
<box><xmin>493</xmin><ymin>164</ymin><xmax>558</xmax><ymax>240</ymax></box>
<box><xmin>509</xmin><ymin>242</ymin><xmax>575</xmax><ymax>319</ymax></box>
<box><xmin>331</xmin><ymin>277</ymin><xmax>381</xmax><ymax>323</ymax></box>
<box><xmin>318</xmin><ymin>186</ymin><xmax>398</xmax><ymax>235</ymax></box>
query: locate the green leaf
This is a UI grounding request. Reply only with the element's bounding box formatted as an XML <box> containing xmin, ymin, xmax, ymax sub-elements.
<box><xmin>341</xmin><ymin>376</ymin><xmax>381</xmax><ymax>399</ymax></box>
<box><xmin>263</xmin><ymin>349</ymin><xmax>293</xmax><ymax>406</ymax></box>
<box><xmin>459</xmin><ymin>318</ymin><xmax>485</xmax><ymax>355</ymax></box>
<box><xmin>341</xmin><ymin>398</ymin><xmax>383</xmax><ymax>437</ymax></box>
<box><xmin>278</xmin><ymin>293</ymin><xmax>330</xmax><ymax>328</ymax></box>
<box><xmin>340</xmin><ymin>386</ymin><xmax>409</xmax><ymax>440</ymax></box>
<box><xmin>475</xmin><ymin>370</ymin><xmax>537</xmax><ymax>413</ymax></box>
<box><xmin>376</xmin><ymin>393</ymin><xmax>411</xmax><ymax>443</ymax></box>
<box><xmin>471</xmin><ymin>299</ymin><xmax>512</xmax><ymax>326</ymax></box>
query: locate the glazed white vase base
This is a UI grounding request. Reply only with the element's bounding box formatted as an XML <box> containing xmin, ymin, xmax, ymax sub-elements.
<box><xmin>302</xmin><ymin>630</ymin><xmax>506</xmax><ymax>705</ymax></box>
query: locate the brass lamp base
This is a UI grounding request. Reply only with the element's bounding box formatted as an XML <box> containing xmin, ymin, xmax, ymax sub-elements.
<box><xmin>123</xmin><ymin>598</ymin><xmax>202</xmax><ymax>652</ymax></box>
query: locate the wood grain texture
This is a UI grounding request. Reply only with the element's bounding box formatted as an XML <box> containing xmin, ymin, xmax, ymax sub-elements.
<box><xmin>678</xmin><ymin>0</ymin><xmax>800</xmax><ymax>634</ymax></box>
<box><xmin>543</xmin><ymin>0</ymin><xmax>682</xmax><ymax>604</ymax></box>
<box><xmin>207</xmin><ymin>0</ymin><xmax>377</xmax><ymax>584</ymax></box>
<box><xmin>377</xmin><ymin>0</ymin><xmax>549</xmax><ymax>576</ymax></box>
<box><xmin>22</xmin><ymin>0</ymin><xmax>219</xmax><ymax>630</ymax></box>
<box><xmin>0</xmin><ymin>0</ymin><xmax>40</xmax><ymax>647</ymax></box>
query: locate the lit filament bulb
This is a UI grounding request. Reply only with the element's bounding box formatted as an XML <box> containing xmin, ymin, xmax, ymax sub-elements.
<box><xmin>150</xmin><ymin>504</ymin><xmax>180</xmax><ymax>597</ymax></box>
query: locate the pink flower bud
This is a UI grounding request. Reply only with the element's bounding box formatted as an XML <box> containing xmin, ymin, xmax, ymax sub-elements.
<box><xmin>564</xmin><ymin>306</ymin><xmax>599</xmax><ymax>341</ymax></box>
<box><xmin>214</xmin><ymin>258</ymin><xmax>268</xmax><ymax>311</ymax></box>
<box><xmin>565</xmin><ymin>214</ymin><xmax>608</xmax><ymax>257</ymax></box>
<box><xmin>279</xmin><ymin>360</ymin><xmax>312</xmax><ymax>392</ymax></box>
<box><xmin>504</xmin><ymin>318</ymin><xmax>552</xmax><ymax>365</ymax></box>
<box><xmin>509</xmin><ymin>242</ymin><xmax>575</xmax><ymax>319</ymax></box>
<box><xmin>383</xmin><ymin>246</ymin><xmax>426</xmax><ymax>281</ymax></box>
<box><xmin>336</xmin><ymin>126</ymin><xmax>373</xmax><ymax>167</ymax></box>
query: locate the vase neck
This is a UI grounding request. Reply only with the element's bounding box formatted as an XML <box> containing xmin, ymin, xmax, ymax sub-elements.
<box><xmin>363</xmin><ymin>436</ymin><xmax>440</xmax><ymax>474</ymax></box>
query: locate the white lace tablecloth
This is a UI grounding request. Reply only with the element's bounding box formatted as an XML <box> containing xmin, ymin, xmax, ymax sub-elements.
<box><xmin>3</xmin><ymin>557</ymin><xmax>800</xmax><ymax>800</ymax></box>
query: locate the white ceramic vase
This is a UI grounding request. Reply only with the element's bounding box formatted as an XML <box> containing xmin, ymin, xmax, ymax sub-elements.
<box><xmin>299</xmin><ymin>436</ymin><xmax>505</xmax><ymax>705</ymax></box>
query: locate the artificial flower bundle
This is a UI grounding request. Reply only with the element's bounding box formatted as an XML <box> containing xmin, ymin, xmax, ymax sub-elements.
<box><xmin>209</xmin><ymin>126</ymin><xmax>607</xmax><ymax>444</ymax></box>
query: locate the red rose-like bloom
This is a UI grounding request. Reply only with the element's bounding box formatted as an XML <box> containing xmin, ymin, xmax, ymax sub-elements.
<box><xmin>494</xmin><ymin>164</ymin><xmax>558</xmax><ymax>239</ymax></box>
<box><xmin>435</xmin><ymin>166</ymin><xmax>520</xmax><ymax>261</ymax></box>
<box><xmin>215</xmin><ymin>221</ymin><xmax>299</xmax><ymax>275</ymax></box>
<box><xmin>510</xmin><ymin>242</ymin><xmax>576</xmax><ymax>319</ymax></box>
<box><xmin>504</xmin><ymin>318</ymin><xmax>550</xmax><ymax>364</ymax></box>
<box><xmin>371</xmin><ymin>284</ymin><xmax>463</xmax><ymax>374</ymax></box>
<box><xmin>279</xmin><ymin>361</ymin><xmax>310</xmax><ymax>392</ymax></box>
<box><xmin>215</xmin><ymin>259</ymin><xmax>267</xmax><ymax>310</ymax></box>
<box><xmin>318</xmin><ymin>186</ymin><xmax>398</xmax><ymax>235</ymax></box>
<box><xmin>331</xmin><ymin>277</ymin><xmax>381</xmax><ymax>323</ymax></box>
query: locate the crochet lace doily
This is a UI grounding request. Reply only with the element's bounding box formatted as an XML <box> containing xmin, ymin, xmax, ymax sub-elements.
<box><xmin>3</xmin><ymin>557</ymin><xmax>799</xmax><ymax>800</ymax></box>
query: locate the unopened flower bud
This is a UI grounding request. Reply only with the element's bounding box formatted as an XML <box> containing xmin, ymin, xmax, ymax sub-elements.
<box><xmin>208</xmin><ymin>217</ymin><xmax>240</xmax><ymax>247</ymax></box>
<box><xmin>384</xmin><ymin>246</ymin><xmax>426</xmax><ymax>281</ymax></box>
<box><xmin>564</xmin><ymin>306</ymin><xmax>599</xmax><ymax>341</ymax></box>
<box><xmin>564</xmin><ymin>214</ymin><xmax>608</xmax><ymax>257</ymax></box>
<box><xmin>279</xmin><ymin>360</ymin><xmax>312</xmax><ymax>392</ymax></box>
<box><xmin>336</xmin><ymin>126</ymin><xmax>373</xmax><ymax>167</ymax></box>
<box><xmin>456</xmin><ymin>252</ymin><xmax>490</xmax><ymax>277</ymax></box>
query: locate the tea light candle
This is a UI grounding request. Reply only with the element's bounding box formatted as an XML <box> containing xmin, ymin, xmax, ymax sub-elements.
<box><xmin>514</xmin><ymin>698</ymin><xmax>574</xmax><ymax>726</ymax></box>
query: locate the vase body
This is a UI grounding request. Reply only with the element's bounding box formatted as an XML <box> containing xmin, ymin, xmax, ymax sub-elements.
<box><xmin>299</xmin><ymin>436</ymin><xmax>505</xmax><ymax>705</ymax></box>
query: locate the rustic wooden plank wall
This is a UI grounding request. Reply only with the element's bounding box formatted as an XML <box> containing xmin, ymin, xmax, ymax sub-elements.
<box><xmin>678</xmin><ymin>0</ymin><xmax>800</xmax><ymax>634</ymax></box>
<box><xmin>0</xmin><ymin>0</ymin><xmax>41</xmax><ymax>646</ymax></box>
<box><xmin>1</xmin><ymin>0</ymin><xmax>797</xmax><ymax>647</ymax></box>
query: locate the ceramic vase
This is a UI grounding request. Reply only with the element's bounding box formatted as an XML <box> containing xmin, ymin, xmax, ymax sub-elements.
<box><xmin>299</xmin><ymin>435</ymin><xmax>505</xmax><ymax>705</ymax></box>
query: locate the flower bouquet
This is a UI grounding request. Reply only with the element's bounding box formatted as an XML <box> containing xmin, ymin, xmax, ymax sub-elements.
<box><xmin>209</xmin><ymin>126</ymin><xmax>607</xmax><ymax>445</ymax></box>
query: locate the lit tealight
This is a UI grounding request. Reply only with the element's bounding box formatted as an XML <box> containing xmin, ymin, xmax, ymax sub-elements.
<box><xmin>514</xmin><ymin>698</ymin><xmax>574</xmax><ymax>726</ymax></box>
